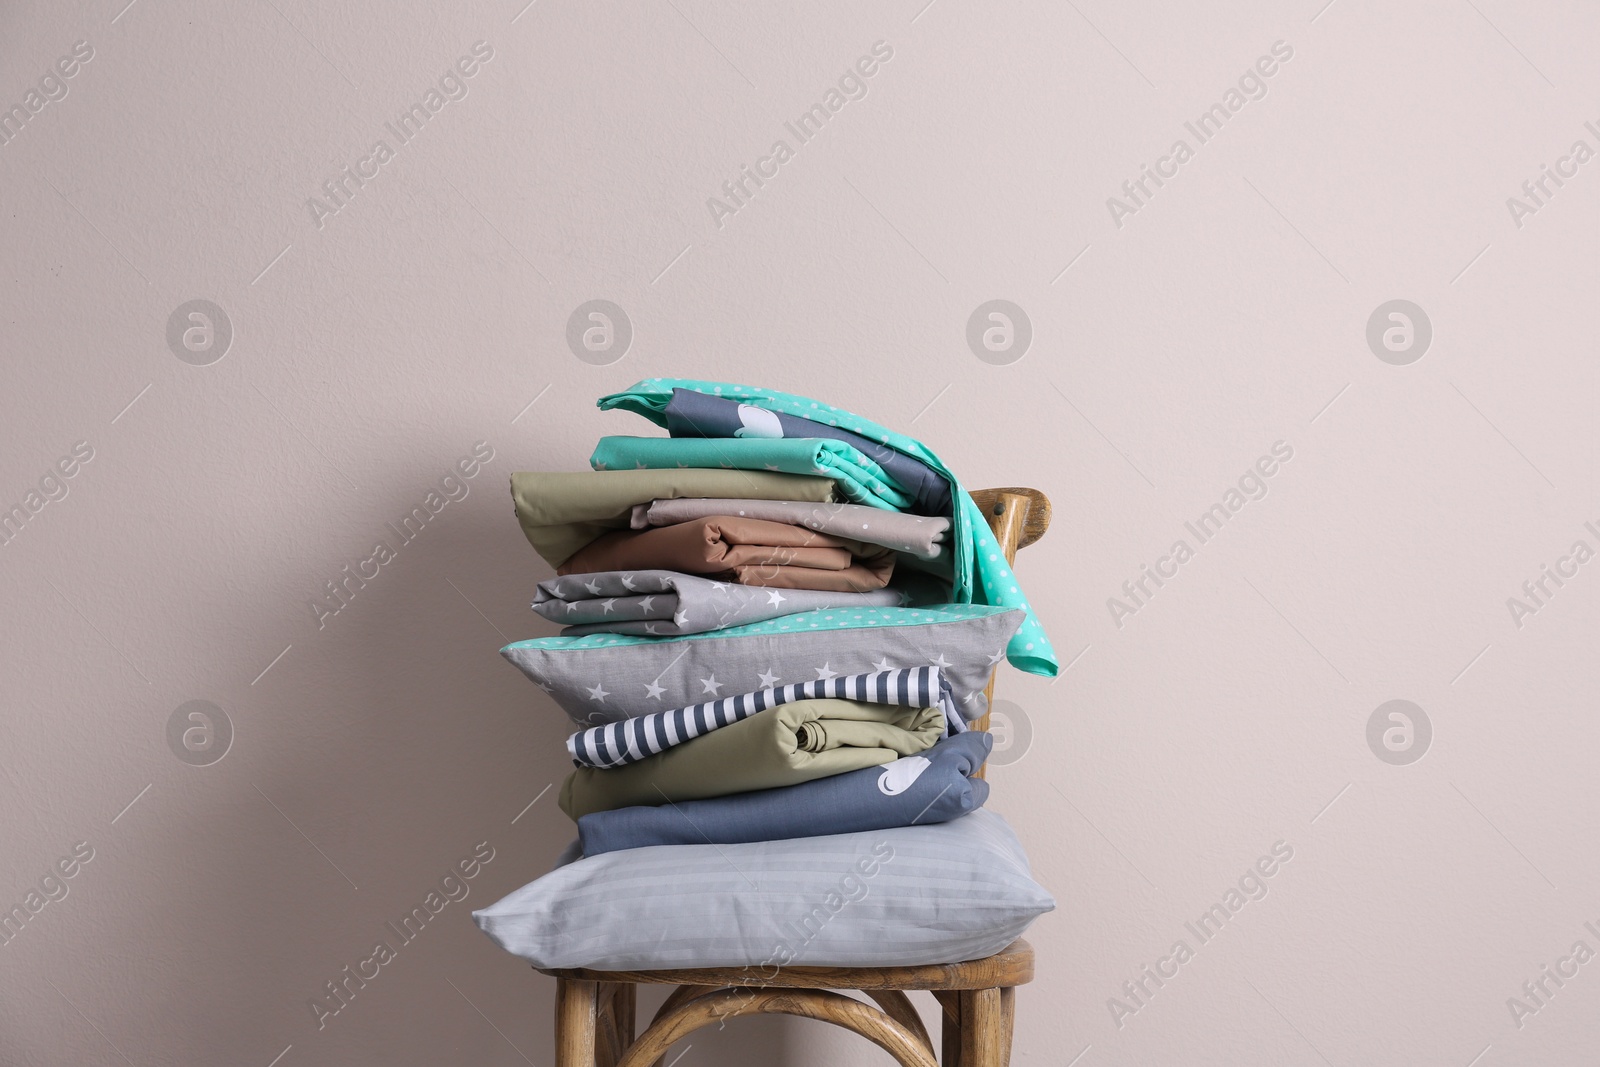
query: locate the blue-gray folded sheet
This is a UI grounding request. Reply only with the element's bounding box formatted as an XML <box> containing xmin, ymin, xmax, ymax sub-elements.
<box><xmin>576</xmin><ymin>730</ymin><xmax>993</xmax><ymax>856</ymax></box>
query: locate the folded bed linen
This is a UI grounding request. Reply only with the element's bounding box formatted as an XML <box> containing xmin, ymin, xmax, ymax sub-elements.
<box><xmin>556</xmin><ymin>517</ymin><xmax>896</xmax><ymax>592</ymax></box>
<box><xmin>473</xmin><ymin>809</ymin><xmax>1054</xmax><ymax>970</ymax></box>
<box><xmin>510</xmin><ymin>468</ymin><xmax>836</xmax><ymax>570</ymax></box>
<box><xmin>642</xmin><ymin>387</ymin><xmax>953</xmax><ymax>516</ymax></box>
<box><xmin>558</xmin><ymin>698</ymin><xmax>945</xmax><ymax>819</ymax></box>
<box><xmin>567</xmin><ymin>665</ymin><xmax>959</xmax><ymax>769</ymax></box>
<box><xmin>598</xmin><ymin>380</ymin><xmax>1058</xmax><ymax>676</ymax></box>
<box><xmin>576</xmin><ymin>730</ymin><xmax>992</xmax><ymax>855</ymax></box>
<box><xmin>501</xmin><ymin>603</ymin><xmax>1026</xmax><ymax>725</ymax></box>
<box><xmin>591</xmin><ymin>436</ymin><xmax>912</xmax><ymax>511</ymax></box>
<box><xmin>532</xmin><ymin>570</ymin><xmax>901</xmax><ymax>636</ymax></box>
<box><xmin>630</xmin><ymin>498</ymin><xmax>950</xmax><ymax>561</ymax></box>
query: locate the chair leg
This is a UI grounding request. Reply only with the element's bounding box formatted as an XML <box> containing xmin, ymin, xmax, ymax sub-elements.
<box><xmin>999</xmin><ymin>987</ymin><xmax>1015</xmax><ymax>1066</ymax></box>
<box><xmin>595</xmin><ymin>982</ymin><xmax>636</xmax><ymax>1067</ymax></box>
<box><xmin>556</xmin><ymin>978</ymin><xmax>600</xmax><ymax>1067</ymax></box>
<box><xmin>957</xmin><ymin>988</ymin><xmax>1003</xmax><ymax>1067</ymax></box>
<box><xmin>931</xmin><ymin>991</ymin><xmax>961</xmax><ymax>1067</ymax></box>
<box><xmin>614</xmin><ymin>982</ymin><xmax>636</xmax><ymax>1054</ymax></box>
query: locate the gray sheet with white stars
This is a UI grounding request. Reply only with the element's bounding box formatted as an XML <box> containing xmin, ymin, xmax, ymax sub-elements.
<box><xmin>532</xmin><ymin>569</ymin><xmax>904</xmax><ymax>636</ymax></box>
<box><xmin>501</xmin><ymin>603</ymin><xmax>1024</xmax><ymax>726</ymax></box>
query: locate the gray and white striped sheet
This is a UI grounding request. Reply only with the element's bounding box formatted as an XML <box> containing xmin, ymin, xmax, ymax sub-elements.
<box><xmin>566</xmin><ymin>666</ymin><xmax>960</xmax><ymax>769</ymax></box>
<box><xmin>472</xmin><ymin>809</ymin><xmax>1054</xmax><ymax>970</ymax></box>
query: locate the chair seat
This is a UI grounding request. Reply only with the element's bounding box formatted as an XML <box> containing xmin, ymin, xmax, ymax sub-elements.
<box><xmin>538</xmin><ymin>938</ymin><xmax>1033</xmax><ymax>991</ymax></box>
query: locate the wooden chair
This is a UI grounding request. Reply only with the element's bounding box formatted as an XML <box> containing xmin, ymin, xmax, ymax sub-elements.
<box><xmin>540</xmin><ymin>488</ymin><xmax>1052</xmax><ymax>1067</ymax></box>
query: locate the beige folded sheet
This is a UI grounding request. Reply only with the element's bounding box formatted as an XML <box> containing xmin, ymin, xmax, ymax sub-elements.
<box><xmin>510</xmin><ymin>469</ymin><xmax>836</xmax><ymax>568</ymax></box>
<box><xmin>558</xmin><ymin>698</ymin><xmax>945</xmax><ymax>820</ymax></box>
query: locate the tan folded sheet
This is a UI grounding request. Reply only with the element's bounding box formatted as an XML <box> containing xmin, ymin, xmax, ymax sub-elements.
<box><xmin>558</xmin><ymin>698</ymin><xmax>946</xmax><ymax>819</ymax></box>
<box><xmin>632</xmin><ymin>497</ymin><xmax>950</xmax><ymax>559</ymax></box>
<box><xmin>558</xmin><ymin>516</ymin><xmax>896</xmax><ymax>592</ymax></box>
<box><xmin>510</xmin><ymin>470</ymin><xmax>836</xmax><ymax>569</ymax></box>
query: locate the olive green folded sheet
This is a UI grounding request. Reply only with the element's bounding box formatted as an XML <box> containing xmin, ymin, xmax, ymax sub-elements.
<box><xmin>510</xmin><ymin>469</ymin><xmax>837</xmax><ymax>569</ymax></box>
<box><xmin>558</xmin><ymin>698</ymin><xmax>945</xmax><ymax>820</ymax></box>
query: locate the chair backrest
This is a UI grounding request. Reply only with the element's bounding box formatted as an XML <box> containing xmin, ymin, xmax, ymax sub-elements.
<box><xmin>966</xmin><ymin>487</ymin><xmax>1052</xmax><ymax>779</ymax></box>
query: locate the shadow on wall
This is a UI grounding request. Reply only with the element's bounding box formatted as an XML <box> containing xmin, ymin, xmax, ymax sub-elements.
<box><xmin>58</xmin><ymin>434</ymin><xmax>818</xmax><ymax>1065</ymax></box>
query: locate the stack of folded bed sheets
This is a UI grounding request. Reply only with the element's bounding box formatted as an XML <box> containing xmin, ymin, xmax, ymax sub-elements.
<box><xmin>475</xmin><ymin>380</ymin><xmax>1058</xmax><ymax>970</ymax></box>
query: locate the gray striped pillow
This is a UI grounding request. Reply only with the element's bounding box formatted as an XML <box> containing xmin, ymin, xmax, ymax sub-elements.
<box><xmin>472</xmin><ymin>811</ymin><xmax>1053</xmax><ymax>970</ymax></box>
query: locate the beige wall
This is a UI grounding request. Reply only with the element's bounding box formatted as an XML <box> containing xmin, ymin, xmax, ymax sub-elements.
<box><xmin>4</xmin><ymin>0</ymin><xmax>1598</xmax><ymax>1063</ymax></box>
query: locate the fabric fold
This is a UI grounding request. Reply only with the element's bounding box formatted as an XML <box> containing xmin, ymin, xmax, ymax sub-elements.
<box><xmin>532</xmin><ymin>569</ymin><xmax>902</xmax><ymax>636</ymax></box>
<box><xmin>566</xmin><ymin>666</ymin><xmax>959</xmax><ymax>769</ymax></box>
<box><xmin>557</xmin><ymin>517</ymin><xmax>896</xmax><ymax>592</ymax></box>
<box><xmin>648</xmin><ymin>388</ymin><xmax>953</xmax><ymax>515</ymax></box>
<box><xmin>472</xmin><ymin>810</ymin><xmax>1054</xmax><ymax>970</ymax></box>
<box><xmin>557</xmin><ymin>698</ymin><xmax>945</xmax><ymax>819</ymax></box>
<box><xmin>509</xmin><ymin>468</ymin><xmax>836</xmax><ymax>570</ymax></box>
<box><xmin>576</xmin><ymin>731</ymin><xmax>993</xmax><ymax>855</ymax></box>
<box><xmin>591</xmin><ymin>435</ymin><xmax>912</xmax><ymax>510</ymax></box>
<box><xmin>596</xmin><ymin>380</ymin><xmax>1058</xmax><ymax>676</ymax></box>
<box><xmin>630</xmin><ymin>497</ymin><xmax>949</xmax><ymax>560</ymax></box>
<box><xmin>500</xmin><ymin>603</ymin><xmax>1026</xmax><ymax>726</ymax></box>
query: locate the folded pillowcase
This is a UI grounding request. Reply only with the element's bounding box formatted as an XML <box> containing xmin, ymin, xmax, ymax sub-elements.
<box><xmin>651</xmin><ymin>387</ymin><xmax>953</xmax><ymax>516</ymax></box>
<box><xmin>591</xmin><ymin>435</ymin><xmax>913</xmax><ymax>511</ymax></box>
<box><xmin>557</xmin><ymin>517</ymin><xmax>895</xmax><ymax>592</ymax></box>
<box><xmin>532</xmin><ymin>569</ymin><xmax>903</xmax><ymax>637</ymax></box>
<box><xmin>501</xmin><ymin>604</ymin><xmax>1025</xmax><ymax>725</ymax></box>
<box><xmin>558</xmin><ymin>698</ymin><xmax>945</xmax><ymax>820</ymax></box>
<box><xmin>509</xmin><ymin>469</ymin><xmax>836</xmax><ymax>569</ymax></box>
<box><xmin>567</xmin><ymin>666</ymin><xmax>960</xmax><ymax>770</ymax></box>
<box><xmin>576</xmin><ymin>730</ymin><xmax>992</xmax><ymax>855</ymax></box>
<box><xmin>631</xmin><ymin>498</ymin><xmax>950</xmax><ymax>561</ymax></box>
<box><xmin>473</xmin><ymin>809</ymin><xmax>1053</xmax><ymax>969</ymax></box>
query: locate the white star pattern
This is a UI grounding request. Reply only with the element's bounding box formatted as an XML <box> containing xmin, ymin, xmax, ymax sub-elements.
<box><xmin>586</xmin><ymin>683</ymin><xmax>609</xmax><ymax>702</ymax></box>
<box><xmin>619</xmin><ymin>574</ymin><xmax>638</xmax><ymax>591</ymax></box>
<box><xmin>766</xmin><ymin>589</ymin><xmax>786</xmax><ymax>607</ymax></box>
<box><xmin>757</xmin><ymin>668</ymin><xmax>780</xmax><ymax>688</ymax></box>
<box><xmin>673</xmin><ymin>610</ymin><xmax>690</xmax><ymax>628</ymax></box>
<box><xmin>814</xmin><ymin>663</ymin><xmax>838</xmax><ymax>681</ymax></box>
<box><xmin>600</xmin><ymin>598</ymin><xmax>617</xmax><ymax>614</ymax></box>
<box><xmin>709</xmin><ymin>581</ymin><xmax>729</xmax><ymax>592</ymax></box>
<box><xmin>700</xmin><ymin>674</ymin><xmax>723</xmax><ymax>696</ymax></box>
<box><xmin>565</xmin><ymin>601</ymin><xmax>581</xmax><ymax>613</ymax></box>
<box><xmin>872</xmin><ymin>657</ymin><xmax>893</xmax><ymax>672</ymax></box>
<box><xmin>644</xmin><ymin>624</ymin><xmax>661</xmax><ymax>635</ymax></box>
<box><xmin>931</xmin><ymin>653</ymin><xmax>953</xmax><ymax>669</ymax></box>
<box><xmin>637</xmin><ymin>596</ymin><xmax>656</xmax><ymax>614</ymax></box>
<box><xmin>986</xmin><ymin>648</ymin><xmax>1007</xmax><ymax>667</ymax></box>
<box><xmin>643</xmin><ymin>680</ymin><xmax>666</xmax><ymax>699</ymax></box>
<box><xmin>583</xmin><ymin>579</ymin><xmax>602</xmax><ymax>595</ymax></box>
